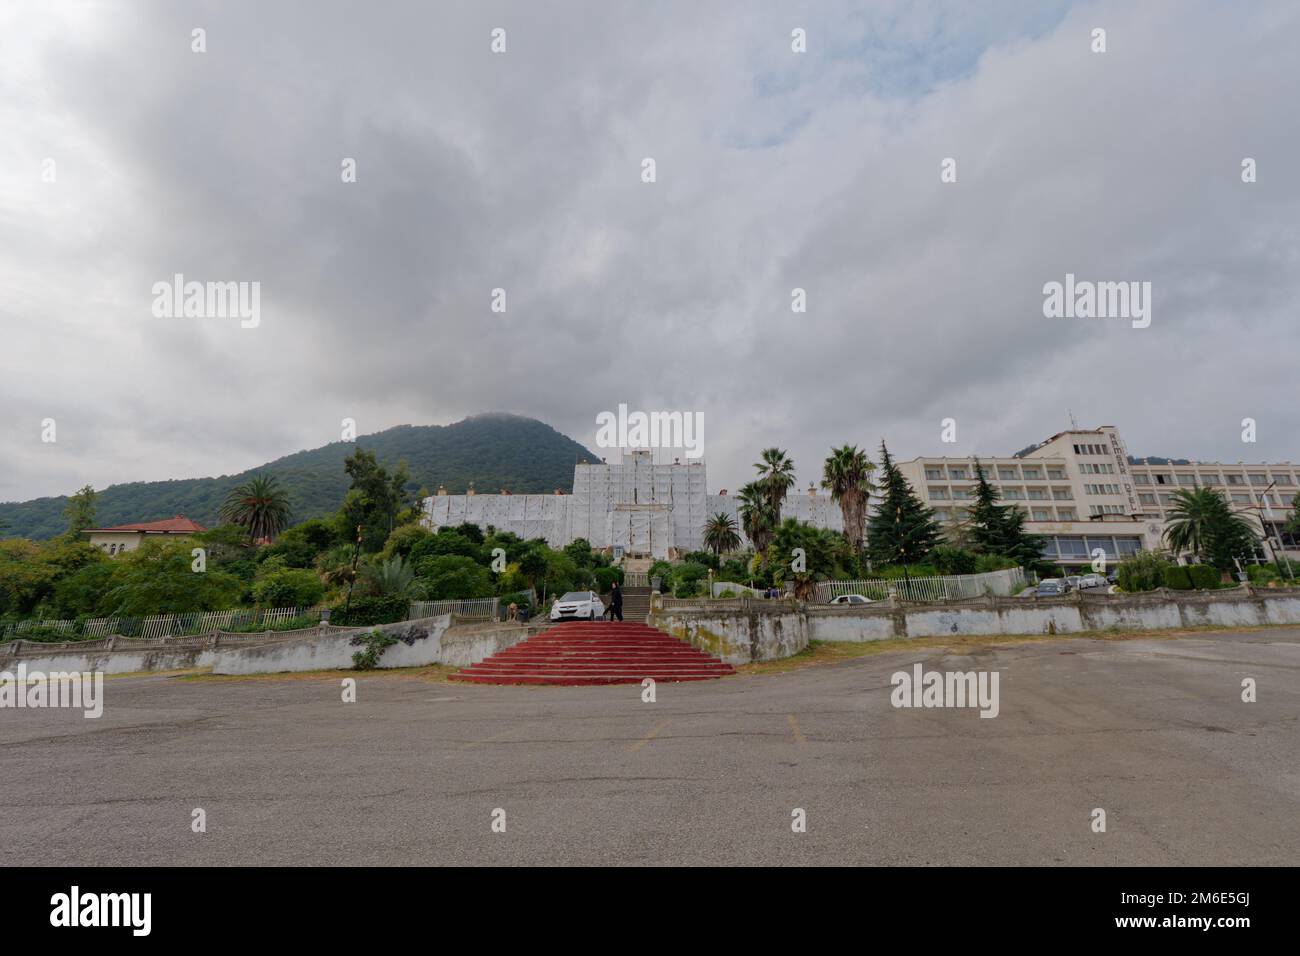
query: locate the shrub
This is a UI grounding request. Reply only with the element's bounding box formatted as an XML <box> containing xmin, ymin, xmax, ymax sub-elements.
<box><xmin>331</xmin><ymin>594</ymin><xmax>408</xmax><ymax>627</ymax></box>
<box><xmin>1160</xmin><ymin>564</ymin><xmax>1193</xmax><ymax>590</ymax></box>
<box><xmin>253</xmin><ymin>568</ymin><xmax>325</xmax><ymax>608</ymax></box>
<box><xmin>1115</xmin><ymin>552</ymin><xmax>1170</xmax><ymax>593</ymax></box>
<box><xmin>1247</xmin><ymin>564</ymin><xmax>1280</xmax><ymax>586</ymax></box>
<box><xmin>930</xmin><ymin>545</ymin><xmax>977</xmax><ymax>575</ymax></box>
<box><xmin>1187</xmin><ymin>564</ymin><xmax>1220</xmax><ymax>590</ymax></box>
<box><xmin>593</xmin><ymin>566</ymin><xmax>623</xmax><ymax>593</ymax></box>
<box><xmin>350</xmin><ymin>629</ymin><xmax>399</xmax><ymax>670</ymax></box>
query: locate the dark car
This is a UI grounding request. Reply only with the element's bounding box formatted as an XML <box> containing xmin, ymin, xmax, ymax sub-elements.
<box><xmin>1035</xmin><ymin>579</ymin><xmax>1068</xmax><ymax>597</ymax></box>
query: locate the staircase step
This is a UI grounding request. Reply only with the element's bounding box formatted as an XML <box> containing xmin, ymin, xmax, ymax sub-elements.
<box><xmin>448</xmin><ymin>620</ymin><xmax>732</xmax><ymax>686</ymax></box>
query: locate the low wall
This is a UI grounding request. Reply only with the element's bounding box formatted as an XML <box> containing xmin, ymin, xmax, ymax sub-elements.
<box><xmin>652</xmin><ymin>586</ymin><xmax>1300</xmax><ymax>660</ymax></box>
<box><xmin>649</xmin><ymin>603</ymin><xmax>808</xmax><ymax>664</ymax></box>
<box><xmin>0</xmin><ymin>615</ymin><xmax>531</xmax><ymax>677</ymax></box>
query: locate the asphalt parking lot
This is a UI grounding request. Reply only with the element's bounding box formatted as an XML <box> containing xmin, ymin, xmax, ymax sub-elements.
<box><xmin>2</xmin><ymin>627</ymin><xmax>1297</xmax><ymax>866</ymax></box>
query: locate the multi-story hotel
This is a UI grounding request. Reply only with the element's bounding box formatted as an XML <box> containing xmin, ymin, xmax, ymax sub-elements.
<box><xmin>424</xmin><ymin>425</ymin><xmax>1298</xmax><ymax>567</ymax></box>
<box><xmin>895</xmin><ymin>425</ymin><xmax>1299</xmax><ymax>570</ymax></box>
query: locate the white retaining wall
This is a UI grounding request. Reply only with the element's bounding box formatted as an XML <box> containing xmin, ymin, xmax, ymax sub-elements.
<box><xmin>651</xmin><ymin>587</ymin><xmax>1300</xmax><ymax>661</ymax></box>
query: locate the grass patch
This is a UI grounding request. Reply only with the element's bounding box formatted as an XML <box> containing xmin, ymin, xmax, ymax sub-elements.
<box><xmin>734</xmin><ymin>623</ymin><xmax>1285</xmax><ymax>678</ymax></box>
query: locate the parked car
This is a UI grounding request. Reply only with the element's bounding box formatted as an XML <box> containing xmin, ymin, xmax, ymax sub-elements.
<box><xmin>829</xmin><ymin>594</ymin><xmax>875</xmax><ymax>606</ymax></box>
<box><xmin>1035</xmin><ymin>579</ymin><xmax>1068</xmax><ymax>597</ymax></box>
<box><xmin>550</xmin><ymin>590</ymin><xmax>605</xmax><ymax>621</ymax></box>
<box><xmin>1063</xmin><ymin>575</ymin><xmax>1083</xmax><ymax>591</ymax></box>
<box><xmin>1078</xmin><ymin>573</ymin><xmax>1107</xmax><ymax>590</ymax></box>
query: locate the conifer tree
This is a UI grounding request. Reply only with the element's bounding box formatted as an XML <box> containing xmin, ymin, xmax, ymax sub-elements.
<box><xmin>866</xmin><ymin>441</ymin><xmax>942</xmax><ymax>567</ymax></box>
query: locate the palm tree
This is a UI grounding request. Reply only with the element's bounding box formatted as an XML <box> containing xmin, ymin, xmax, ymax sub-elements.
<box><xmin>737</xmin><ymin>481</ymin><xmax>776</xmax><ymax>566</ymax></box>
<box><xmin>219</xmin><ymin>473</ymin><xmax>291</xmax><ymax>542</ymax></box>
<box><xmin>703</xmin><ymin>512</ymin><xmax>741</xmax><ymax>556</ymax></box>
<box><xmin>755</xmin><ymin>448</ymin><xmax>796</xmax><ymax>525</ymax></box>
<box><xmin>1163</xmin><ymin>486</ymin><xmax>1257</xmax><ymax>568</ymax></box>
<box><xmin>362</xmin><ymin>555</ymin><xmax>419</xmax><ymax>596</ymax></box>
<box><xmin>821</xmin><ymin>445</ymin><xmax>875</xmax><ymax>553</ymax></box>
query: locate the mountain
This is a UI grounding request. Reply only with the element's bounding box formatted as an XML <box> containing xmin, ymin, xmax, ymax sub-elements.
<box><xmin>0</xmin><ymin>414</ymin><xmax>601</xmax><ymax>540</ymax></box>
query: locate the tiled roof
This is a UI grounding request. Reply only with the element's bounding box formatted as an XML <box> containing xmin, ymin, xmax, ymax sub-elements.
<box><xmin>84</xmin><ymin>515</ymin><xmax>207</xmax><ymax>534</ymax></box>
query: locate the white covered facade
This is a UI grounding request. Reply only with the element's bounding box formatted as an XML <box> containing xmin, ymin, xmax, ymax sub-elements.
<box><xmin>422</xmin><ymin>449</ymin><xmax>844</xmax><ymax>559</ymax></box>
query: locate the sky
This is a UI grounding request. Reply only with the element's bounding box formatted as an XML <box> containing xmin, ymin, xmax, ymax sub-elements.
<box><xmin>2</xmin><ymin>0</ymin><xmax>1298</xmax><ymax>503</ymax></box>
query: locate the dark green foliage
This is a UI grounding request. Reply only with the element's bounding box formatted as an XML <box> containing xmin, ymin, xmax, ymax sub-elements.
<box><xmin>252</xmin><ymin>568</ymin><xmax>325</xmax><ymax>608</ymax></box>
<box><xmin>351</xmin><ymin>629</ymin><xmax>400</xmax><ymax>670</ymax></box>
<box><xmin>1187</xmin><ymin>564</ymin><xmax>1220</xmax><ymax>589</ymax></box>
<box><xmin>0</xmin><ymin>414</ymin><xmax>600</xmax><ymax>540</ymax></box>
<box><xmin>930</xmin><ymin>545</ymin><xmax>978</xmax><ymax>575</ymax></box>
<box><xmin>593</xmin><ymin>566</ymin><xmax>623</xmax><ymax>593</ymax></box>
<box><xmin>414</xmin><ymin>555</ymin><xmax>494</xmax><ymax>600</ymax></box>
<box><xmin>330</xmin><ymin>595</ymin><xmax>408</xmax><ymax>627</ymax></box>
<box><xmin>1160</xmin><ymin>564</ymin><xmax>1193</xmax><ymax>590</ymax></box>
<box><xmin>866</xmin><ymin>441</ymin><xmax>942</xmax><ymax>567</ymax></box>
<box><xmin>1116</xmin><ymin>551</ymin><xmax>1172</xmax><ymax>592</ymax></box>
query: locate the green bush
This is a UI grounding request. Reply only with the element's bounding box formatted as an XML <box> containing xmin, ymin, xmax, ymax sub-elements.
<box><xmin>1246</xmin><ymin>565</ymin><xmax>1280</xmax><ymax>585</ymax></box>
<box><xmin>1160</xmin><ymin>564</ymin><xmax>1193</xmax><ymax>590</ymax></box>
<box><xmin>1187</xmin><ymin>564</ymin><xmax>1220</xmax><ymax>590</ymax></box>
<box><xmin>330</xmin><ymin>594</ymin><xmax>408</xmax><ymax>627</ymax></box>
<box><xmin>350</xmin><ymin>629</ymin><xmax>399</xmax><ymax>670</ymax></box>
<box><xmin>592</xmin><ymin>566</ymin><xmax>623</xmax><ymax>593</ymax></box>
<box><xmin>1115</xmin><ymin>551</ymin><xmax>1170</xmax><ymax>593</ymax></box>
<box><xmin>930</xmin><ymin>546</ymin><xmax>977</xmax><ymax>575</ymax></box>
<box><xmin>252</xmin><ymin>568</ymin><xmax>325</xmax><ymax>608</ymax></box>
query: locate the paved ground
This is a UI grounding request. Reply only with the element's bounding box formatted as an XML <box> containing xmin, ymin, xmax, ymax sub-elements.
<box><xmin>2</xmin><ymin>627</ymin><xmax>1298</xmax><ymax>866</ymax></box>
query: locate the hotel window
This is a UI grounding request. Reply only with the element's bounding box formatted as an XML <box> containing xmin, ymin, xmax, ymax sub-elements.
<box><xmin>1159</xmin><ymin>494</ymin><xmax>1174</xmax><ymax>504</ymax></box>
<box><xmin>1086</xmin><ymin>536</ymin><xmax>1117</xmax><ymax>557</ymax></box>
<box><xmin>1089</xmin><ymin>504</ymin><xmax>1125</xmax><ymax>516</ymax></box>
<box><xmin>1052</xmin><ymin>487</ymin><xmax>1073</xmax><ymax>500</ymax></box>
<box><xmin>925</xmin><ymin>468</ymin><xmax>943</xmax><ymax>480</ymax></box>
<box><xmin>1032</xmin><ymin>509</ymin><xmax>1051</xmax><ymax>521</ymax></box>
<box><xmin>1056</xmin><ymin>536</ymin><xmax>1088</xmax><ymax>558</ymax></box>
<box><xmin>932</xmin><ymin>509</ymin><xmax>949</xmax><ymax>522</ymax></box>
<box><xmin>1226</xmin><ymin>474</ymin><xmax>1244</xmax><ymax>485</ymax></box>
<box><xmin>1177</xmin><ymin>474</ymin><xmax>1196</xmax><ymax>486</ymax></box>
<box><xmin>1249</xmin><ymin>473</ymin><xmax>1269</xmax><ymax>486</ymax></box>
<box><xmin>1002</xmin><ymin>488</ymin><xmax>1024</xmax><ymax>500</ymax></box>
<box><xmin>951</xmin><ymin>488</ymin><xmax>970</xmax><ymax>500</ymax></box>
<box><xmin>1273</xmin><ymin>474</ymin><xmax>1294</xmax><ymax>485</ymax></box>
<box><xmin>1133</xmin><ymin>474</ymin><xmax>1150</xmax><ymax>485</ymax></box>
<box><xmin>928</xmin><ymin>488</ymin><xmax>948</xmax><ymax>500</ymax></box>
<box><xmin>1201</xmin><ymin>475</ymin><xmax>1221</xmax><ymax>486</ymax></box>
<box><xmin>1116</xmin><ymin>537</ymin><xmax>1142</xmax><ymax>556</ymax></box>
<box><xmin>1057</xmin><ymin>508</ymin><xmax>1076</xmax><ymax>520</ymax></box>
<box><xmin>1027</xmin><ymin>489</ymin><xmax>1048</xmax><ymax>500</ymax></box>
<box><xmin>998</xmin><ymin>468</ymin><xmax>1018</xmax><ymax>480</ymax></box>
<box><xmin>1021</xmin><ymin>467</ymin><xmax>1041</xmax><ymax>479</ymax></box>
<box><xmin>1232</xmin><ymin>494</ymin><xmax>1251</xmax><ymax>503</ymax></box>
<box><xmin>948</xmin><ymin>467</ymin><xmax>967</xmax><ymax>480</ymax></box>
<box><xmin>1139</xmin><ymin>493</ymin><xmax>1156</xmax><ymax>505</ymax></box>
<box><xmin>1048</xmin><ymin>469</ymin><xmax>1066</xmax><ymax>480</ymax></box>
<box><xmin>1153</xmin><ymin>474</ymin><xmax>1171</xmax><ymax>484</ymax></box>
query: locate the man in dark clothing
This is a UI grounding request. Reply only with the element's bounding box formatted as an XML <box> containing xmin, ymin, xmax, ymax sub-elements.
<box><xmin>609</xmin><ymin>581</ymin><xmax>624</xmax><ymax>622</ymax></box>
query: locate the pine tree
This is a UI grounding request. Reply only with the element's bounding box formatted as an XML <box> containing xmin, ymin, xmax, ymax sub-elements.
<box><xmin>965</xmin><ymin>460</ymin><xmax>1046</xmax><ymax>567</ymax></box>
<box><xmin>866</xmin><ymin>441</ymin><xmax>942</xmax><ymax>567</ymax></box>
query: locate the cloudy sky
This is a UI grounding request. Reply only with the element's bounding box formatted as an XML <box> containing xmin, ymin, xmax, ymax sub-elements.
<box><xmin>2</xmin><ymin>0</ymin><xmax>1297</xmax><ymax>503</ymax></box>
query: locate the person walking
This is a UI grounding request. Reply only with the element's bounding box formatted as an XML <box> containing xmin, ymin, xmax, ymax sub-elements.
<box><xmin>609</xmin><ymin>580</ymin><xmax>624</xmax><ymax>622</ymax></box>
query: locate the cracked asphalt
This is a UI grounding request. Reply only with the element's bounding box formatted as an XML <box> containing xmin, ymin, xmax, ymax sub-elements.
<box><xmin>1</xmin><ymin>627</ymin><xmax>1297</xmax><ymax>865</ymax></box>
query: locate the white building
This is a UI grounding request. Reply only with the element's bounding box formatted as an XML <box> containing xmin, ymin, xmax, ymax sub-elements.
<box><xmin>423</xmin><ymin>425</ymin><xmax>1299</xmax><ymax>567</ymax></box>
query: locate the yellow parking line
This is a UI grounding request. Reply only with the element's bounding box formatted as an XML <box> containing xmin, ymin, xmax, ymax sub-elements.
<box><xmin>787</xmin><ymin>713</ymin><xmax>807</xmax><ymax>749</ymax></box>
<box><xmin>628</xmin><ymin>719</ymin><xmax>670</xmax><ymax>753</ymax></box>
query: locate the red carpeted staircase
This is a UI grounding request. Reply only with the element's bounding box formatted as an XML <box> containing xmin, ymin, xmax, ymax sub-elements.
<box><xmin>449</xmin><ymin>620</ymin><xmax>735</xmax><ymax>686</ymax></box>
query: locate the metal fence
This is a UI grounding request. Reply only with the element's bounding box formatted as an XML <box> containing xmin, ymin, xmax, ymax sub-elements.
<box><xmin>407</xmin><ymin>598</ymin><xmax>499</xmax><ymax>620</ymax></box>
<box><xmin>1</xmin><ymin>606</ymin><xmax>323</xmax><ymax>642</ymax></box>
<box><xmin>622</xmin><ymin>572</ymin><xmax>650</xmax><ymax>587</ymax></box>
<box><xmin>815</xmin><ymin>567</ymin><xmax>1026</xmax><ymax>604</ymax></box>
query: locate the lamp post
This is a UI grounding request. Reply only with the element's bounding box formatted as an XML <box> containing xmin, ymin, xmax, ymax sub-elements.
<box><xmin>342</xmin><ymin>523</ymin><xmax>363</xmax><ymax>620</ymax></box>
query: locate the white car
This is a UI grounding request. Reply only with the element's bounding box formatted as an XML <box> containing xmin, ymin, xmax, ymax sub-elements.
<box><xmin>1078</xmin><ymin>573</ymin><xmax>1107</xmax><ymax>590</ymax></box>
<box><xmin>829</xmin><ymin>594</ymin><xmax>875</xmax><ymax>605</ymax></box>
<box><xmin>550</xmin><ymin>590</ymin><xmax>606</xmax><ymax>621</ymax></box>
